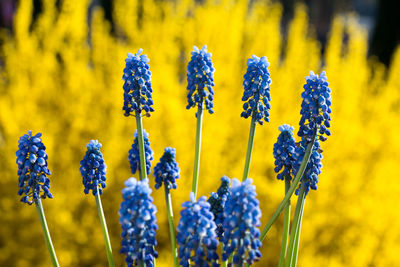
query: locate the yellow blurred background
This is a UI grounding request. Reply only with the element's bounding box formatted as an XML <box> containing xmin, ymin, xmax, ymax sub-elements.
<box><xmin>0</xmin><ymin>0</ymin><xmax>399</xmax><ymax>266</ymax></box>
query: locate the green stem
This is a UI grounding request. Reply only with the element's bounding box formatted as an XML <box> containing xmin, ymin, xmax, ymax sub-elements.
<box><xmin>191</xmin><ymin>106</ymin><xmax>204</xmax><ymax>198</ymax></box>
<box><xmin>221</xmin><ymin>243</ymin><xmax>227</xmax><ymax>267</ymax></box>
<box><xmin>95</xmin><ymin>193</ymin><xmax>115</xmax><ymax>267</ymax></box>
<box><xmin>290</xmin><ymin>192</ymin><xmax>306</xmax><ymax>267</ymax></box>
<box><xmin>242</xmin><ymin>115</ymin><xmax>257</xmax><ymax>181</ymax></box>
<box><xmin>35</xmin><ymin>198</ymin><xmax>59</xmax><ymax>267</ymax></box>
<box><xmin>164</xmin><ymin>186</ymin><xmax>179</xmax><ymax>267</ymax></box>
<box><xmin>259</xmin><ymin>132</ymin><xmax>317</xmax><ymax>242</ymax></box>
<box><xmin>285</xmin><ymin>184</ymin><xmax>306</xmax><ymax>267</ymax></box>
<box><xmin>278</xmin><ymin>175</ymin><xmax>292</xmax><ymax>267</ymax></box>
<box><xmin>135</xmin><ymin>111</ymin><xmax>147</xmax><ymax>180</ymax></box>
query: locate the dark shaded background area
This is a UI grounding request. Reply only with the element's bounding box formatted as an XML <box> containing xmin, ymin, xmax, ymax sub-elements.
<box><xmin>1</xmin><ymin>0</ymin><xmax>399</xmax><ymax>66</ymax></box>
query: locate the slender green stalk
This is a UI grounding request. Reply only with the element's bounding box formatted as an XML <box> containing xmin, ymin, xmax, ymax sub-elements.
<box><xmin>278</xmin><ymin>175</ymin><xmax>292</xmax><ymax>267</ymax></box>
<box><xmin>35</xmin><ymin>198</ymin><xmax>59</xmax><ymax>267</ymax></box>
<box><xmin>259</xmin><ymin>132</ymin><xmax>317</xmax><ymax>242</ymax></box>
<box><xmin>285</xmin><ymin>184</ymin><xmax>306</xmax><ymax>267</ymax></box>
<box><xmin>242</xmin><ymin>115</ymin><xmax>257</xmax><ymax>181</ymax></box>
<box><xmin>164</xmin><ymin>186</ymin><xmax>179</xmax><ymax>267</ymax></box>
<box><xmin>290</xmin><ymin>191</ymin><xmax>306</xmax><ymax>267</ymax></box>
<box><xmin>95</xmin><ymin>193</ymin><xmax>115</xmax><ymax>267</ymax></box>
<box><xmin>221</xmin><ymin>243</ymin><xmax>227</xmax><ymax>267</ymax></box>
<box><xmin>135</xmin><ymin>111</ymin><xmax>147</xmax><ymax>180</ymax></box>
<box><xmin>191</xmin><ymin>106</ymin><xmax>204</xmax><ymax>198</ymax></box>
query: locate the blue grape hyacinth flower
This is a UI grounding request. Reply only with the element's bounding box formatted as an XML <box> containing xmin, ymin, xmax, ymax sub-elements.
<box><xmin>177</xmin><ymin>192</ymin><xmax>219</xmax><ymax>267</ymax></box>
<box><xmin>153</xmin><ymin>147</ymin><xmax>180</xmax><ymax>190</ymax></box>
<box><xmin>207</xmin><ymin>176</ymin><xmax>230</xmax><ymax>240</ymax></box>
<box><xmin>241</xmin><ymin>55</ymin><xmax>272</xmax><ymax>125</ymax></box>
<box><xmin>80</xmin><ymin>140</ymin><xmax>107</xmax><ymax>196</ymax></box>
<box><xmin>120</xmin><ymin>178</ymin><xmax>158</xmax><ymax>267</ymax></box>
<box><xmin>123</xmin><ymin>48</ymin><xmax>154</xmax><ymax>117</ymax></box>
<box><xmin>222</xmin><ymin>178</ymin><xmax>262</xmax><ymax>265</ymax></box>
<box><xmin>186</xmin><ymin>45</ymin><xmax>215</xmax><ymax>114</ymax></box>
<box><xmin>298</xmin><ymin>71</ymin><xmax>332</xmax><ymax>142</ymax></box>
<box><xmin>128</xmin><ymin>129</ymin><xmax>154</xmax><ymax>176</ymax></box>
<box><xmin>16</xmin><ymin>131</ymin><xmax>52</xmax><ymax>204</ymax></box>
<box><xmin>273</xmin><ymin>125</ymin><xmax>297</xmax><ymax>181</ymax></box>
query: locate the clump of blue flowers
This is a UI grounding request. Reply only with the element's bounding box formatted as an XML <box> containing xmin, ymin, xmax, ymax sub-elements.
<box><xmin>16</xmin><ymin>131</ymin><xmax>52</xmax><ymax>204</ymax></box>
<box><xmin>123</xmin><ymin>48</ymin><xmax>154</xmax><ymax>117</ymax></box>
<box><xmin>273</xmin><ymin>124</ymin><xmax>297</xmax><ymax>181</ymax></box>
<box><xmin>119</xmin><ymin>178</ymin><xmax>158</xmax><ymax>267</ymax></box>
<box><xmin>207</xmin><ymin>176</ymin><xmax>230</xmax><ymax>240</ymax></box>
<box><xmin>128</xmin><ymin>129</ymin><xmax>154</xmax><ymax>176</ymax></box>
<box><xmin>222</xmin><ymin>178</ymin><xmax>262</xmax><ymax>265</ymax></box>
<box><xmin>298</xmin><ymin>71</ymin><xmax>331</xmax><ymax>142</ymax></box>
<box><xmin>153</xmin><ymin>147</ymin><xmax>180</xmax><ymax>190</ymax></box>
<box><xmin>177</xmin><ymin>192</ymin><xmax>219</xmax><ymax>267</ymax></box>
<box><xmin>80</xmin><ymin>140</ymin><xmax>107</xmax><ymax>196</ymax></box>
<box><xmin>186</xmin><ymin>45</ymin><xmax>215</xmax><ymax>114</ymax></box>
<box><xmin>241</xmin><ymin>55</ymin><xmax>272</xmax><ymax>125</ymax></box>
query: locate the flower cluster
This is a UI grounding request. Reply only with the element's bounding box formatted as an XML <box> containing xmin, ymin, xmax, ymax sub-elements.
<box><xmin>222</xmin><ymin>178</ymin><xmax>262</xmax><ymax>265</ymax></box>
<box><xmin>128</xmin><ymin>129</ymin><xmax>154</xmax><ymax>176</ymax></box>
<box><xmin>273</xmin><ymin>125</ymin><xmax>297</xmax><ymax>181</ymax></box>
<box><xmin>123</xmin><ymin>48</ymin><xmax>154</xmax><ymax>117</ymax></box>
<box><xmin>177</xmin><ymin>193</ymin><xmax>219</xmax><ymax>267</ymax></box>
<box><xmin>119</xmin><ymin>178</ymin><xmax>158</xmax><ymax>267</ymax></box>
<box><xmin>186</xmin><ymin>45</ymin><xmax>215</xmax><ymax>114</ymax></box>
<box><xmin>79</xmin><ymin>140</ymin><xmax>107</xmax><ymax>196</ymax></box>
<box><xmin>16</xmin><ymin>131</ymin><xmax>52</xmax><ymax>204</ymax></box>
<box><xmin>208</xmin><ymin>176</ymin><xmax>230</xmax><ymax>239</ymax></box>
<box><xmin>298</xmin><ymin>71</ymin><xmax>332</xmax><ymax>142</ymax></box>
<box><xmin>153</xmin><ymin>147</ymin><xmax>180</xmax><ymax>190</ymax></box>
<box><xmin>241</xmin><ymin>55</ymin><xmax>272</xmax><ymax>125</ymax></box>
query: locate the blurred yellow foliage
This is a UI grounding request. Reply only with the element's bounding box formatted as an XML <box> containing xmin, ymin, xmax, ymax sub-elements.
<box><xmin>0</xmin><ymin>0</ymin><xmax>399</xmax><ymax>266</ymax></box>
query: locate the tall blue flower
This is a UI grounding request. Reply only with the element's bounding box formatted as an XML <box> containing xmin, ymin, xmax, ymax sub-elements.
<box><xmin>241</xmin><ymin>55</ymin><xmax>272</xmax><ymax>125</ymax></box>
<box><xmin>298</xmin><ymin>71</ymin><xmax>332</xmax><ymax>142</ymax></box>
<box><xmin>16</xmin><ymin>131</ymin><xmax>52</xmax><ymax>204</ymax></box>
<box><xmin>186</xmin><ymin>45</ymin><xmax>215</xmax><ymax>114</ymax></box>
<box><xmin>128</xmin><ymin>129</ymin><xmax>154</xmax><ymax>176</ymax></box>
<box><xmin>207</xmin><ymin>176</ymin><xmax>230</xmax><ymax>240</ymax></box>
<box><xmin>177</xmin><ymin>192</ymin><xmax>219</xmax><ymax>267</ymax></box>
<box><xmin>119</xmin><ymin>178</ymin><xmax>158</xmax><ymax>267</ymax></box>
<box><xmin>80</xmin><ymin>140</ymin><xmax>107</xmax><ymax>196</ymax></box>
<box><xmin>273</xmin><ymin>125</ymin><xmax>297</xmax><ymax>181</ymax></box>
<box><xmin>123</xmin><ymin>48</ymin><xmax>154</xmax><ymax>117</ymax></box>
<box><xmin>153</xmin><ymin>147</ymin><xmax>180</xmax><ymax>190</ymax></box>
<box><xmin>222</xmin><ymin>178</ymin><xmax>262</xmax><ymax>265</ymax></box>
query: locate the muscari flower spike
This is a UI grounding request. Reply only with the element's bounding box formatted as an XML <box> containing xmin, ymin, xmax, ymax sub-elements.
<box><xmin>186</xmin><ymin>45</ymin><xmax>215</xmax><ymax>114</ymax></box>
<box><xmin>207</xmin><ymin>176</ymin><xmax>230</xmax><ymax>240</ymax></box>
<box><xmin>241</xmin><ymin>55</ymin><xmax>272</xmax><ymax>125</ymax></box>
<box><xmin>177</xmin><ymin>192</ymin><xmax>219</xmax><ymax>267</ymax></box>
<box><xmin>119</xmin><ymin>178</ymin><xmax>158</xmax><ymax>267</ymax></box>
<box><xmin>273</xmin><ymin>125</ymin><xmax>297</xmax><ymax>181</ymax></box>
<box><xmin>153</xmin><ymin>147</ymin><xmax>180</xmax><ymax>190</ymax></box>
<box><xmin>222</xmin><ymin>178</ymin><xmax>262</xmax><ymax>265</ymax></box>
<box><xmin>128</xmin><ymin>129</ymin><xmax>154</xmax><ymax>176</ymax></box>
<box><xmin>16</xmin><ymin>131</ymin><xmax>52</xmax><ymax>204</ymax></box>
<box><xmin>123</xmin><ymin>48</ymin><xmax>154</xmax><ymax>117</ymax></box>
<box><xmin>298</xmin><ymin>71</ymin><xmax>332</xmax><ymax>142</ymax></box>
<box><xmin>80</xmin><ymin>140</ymin><xmax>107</xmax><ymax>196</ymax></box>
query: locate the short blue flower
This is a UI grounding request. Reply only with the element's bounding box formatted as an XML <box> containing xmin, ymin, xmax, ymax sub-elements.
<box><xmin>186</xmin><ymin>45</ymin><xmax>215</xmax><ymax>114</ymax></box>
<box><xmin>222</xmin><ymin>178</ymin><xmax>262</xmax><ymax>265</ymax></box>
<box><xmin>207</xmin><ymin>176</ymin><xmax>230</xmax><ymax>240</ymax></box>
<box><xmin>298</xmin><ymin>71</ymin><xmax>332</xmax><ymax>142</ymax></box>
<box><xmin>153</xmin><ymin>147</ymin><xmax>180</xmax><ymax>190</ymax></box>
<box><xmin>16</xmin><ymin>131</ymin><xmax>52</xmax><ymax>204</ymax></box>
<box><xmin>80</xmin><ymin>140</ymin><xmax>107</xmax><ymax>196</ymax></box>
<box><xmin>128</xmin><ymin>129</ymin><xmax>154</xmax><ymax>176</ymax></box>
<box><xmin>119</xmin><ymin>178</ymin><xmax>158</xmax><ymax>267</ymax></box>
<box><xmin>293</xmin><ymin>139</ymin><xmax>323</xmax><ymax>195</ymax></box>
<box><xmin>241</xmin><ymin>55</ymin><xmax>272</xmax><ymax>125</ymax></box>
<box><xmin>123</xmin><ymin>48</ymin><xmax>154</xmax><ymax>117</ymax></box>
<box><xmin>273</xmin><ymin>125</ymin><xmax>297</xmax><ymax>181</ymax></box>
<box><xmin>177</xmin><ymin>192</ymin><xmax>219</xmax><ymax>267</ymax></box>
